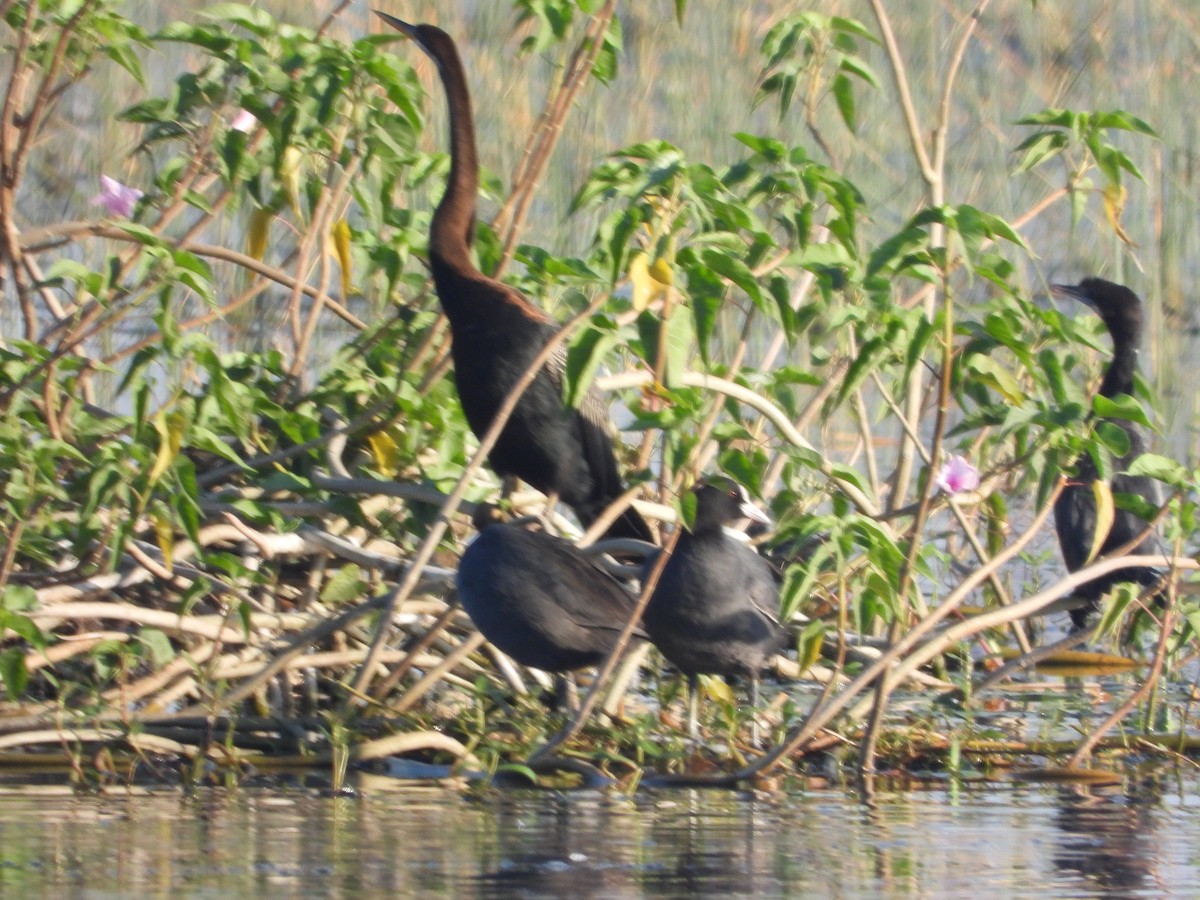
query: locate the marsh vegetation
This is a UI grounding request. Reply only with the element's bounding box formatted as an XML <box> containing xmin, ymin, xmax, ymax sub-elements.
<box><xmin>0</xmin><ymin>1</ymin><xmax>1197</xmax><ymax>790</ymax></box>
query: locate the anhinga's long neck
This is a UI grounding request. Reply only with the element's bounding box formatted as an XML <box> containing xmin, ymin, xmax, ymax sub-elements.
<box><xmin>1099</xmin><ymin>329</ymin><xmax>1139</xmax><ymax>399</ymax></box>
<box><xmin>428</xmin><ymin>41</ymin><xmax>478</xmax><ymax>265</ymax></box>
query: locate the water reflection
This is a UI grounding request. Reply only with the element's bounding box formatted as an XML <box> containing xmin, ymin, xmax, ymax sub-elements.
<box><xmin>470</xmin><ymin>794</ymin><xmax>642</xmax><ymax>898</ymax></box>
<box><xmin>0</xmin><ymin>775</ymin><xmax>1197</xmax><ymax>895</ymax></box>
<box><xmin>1051</xmin><ymin>780</ymin><xmax>1165</xmax><ymax>896</ymax></box>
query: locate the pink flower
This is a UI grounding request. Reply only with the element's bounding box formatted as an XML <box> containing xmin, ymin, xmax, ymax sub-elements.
<box><xmin>935</xmin><ymin>455</ymin><xmax>980</xmax><ymax>495</ymax></box>
<box><xmin>229</xmin><ymin>109</ymin><xmax>256</xmax><ymax>133</ymax></box>
<box><xmin>90</xmin><ymin>175</ymin><xmax>144</xmax><ymax>218</ymax></box>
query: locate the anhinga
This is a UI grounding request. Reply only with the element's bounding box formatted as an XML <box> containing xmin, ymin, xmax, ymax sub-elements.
<box><xmin>641</xmin><ymin>479</ymin><xmax>787</xmax><ymax>739</ymax></box>
<box><xmin>457</xmin><ymin>506</ymin><xmax>646</xmax><ymax>673</ymax></box>
<box><xmin>1052</xmin><ymin>278</ymin><xmax>1165</xmax><ymax>628</ymax></box>
<box><xmin>377</xmin><ymin>13</ymin><xmax>653</xmax><ymax>543</ymax></box>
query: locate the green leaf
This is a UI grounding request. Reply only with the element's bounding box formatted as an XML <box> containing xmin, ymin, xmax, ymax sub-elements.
<box><xmin>965</xmin><ymin>354</ymin><xmax>1025</xmax><ymax>404</ymax></box>
<box><xmin>2</xmin><ymin>586</ymin><xmax>37</xmax><ymax>612</ymax></box>
<box><xmin>1091</xmin><ymin>109</ymin><xmax>1159</xmax><ymax>138</ymax></box>
<box><xmin>677</xmin><ymin>490</ymin><xmax>699</xmax><ymax>530</ymax></box>
<box><xmin>321</xmin><ymin>565</ymin><xmax>366</xmax><ymax>605</ymax></box>
<box><xmin>832</xmin><ymin>72</ymin><xmax>856</xmax><ymax>133</ymax></box>
<box><xmin>1125</xmin><ymin>453</ymin><xmax>1189</xmax><ymax>487</ymax></box>
<box><xmin>636</xmin><ymin>307</ymin><xmax>694</xmax><ymax>388</ymax></box>
<box><xmin>794</xmin><ymin>619</ymin><xmax>825</xmax><ymax>676</ymax></box>
<box><xmin>564</xmin><ymin>324</ymin><xmax>620</xmax><ymax>408</ymax></box>
<box><xmin>661</xmin><ymin>306</ymin><xmax>695</xmax><ymax>387</ymax></box>
<box><xmin>1095</xmin><ymin>420</ymin><xmax>1131</xmax><ymax>457</ymax></box>
<box><xmin>1</xmin><ymin>611</ymin><xmax>45</xmax><ymax>652</ymax></box>
<box><xmin>838</xmin><ymin>54</ymin><xmax>879</xmax><ymax>87</ymax></box>
<box><xmin>105</xmin><ymin>42</ymin><xmax>146</xmax><ymax>87</ymax></box>
<box><xmin>1093</xmin><ymin>393</ymin><xmax>1151</xmax><ymax>427</ymax></box>
<box><xmin>237</xmin><ymin>601</ymin><xmax>253</xmax><ymax>638</ymax></box>
<box><xmin>138</xmin><ymin>628</ymin><xmax>176</xmax><ymax>668</ymax></box>
<box><xmin>0</xmin><ymin>647</ymin><xmax>28</xmax><ymax>699</ymax></box>
<box><xmin>700</xmin><ymin>250</ymin><xmax>763</xmax><ymax>307</ymax></box>
<box><xmin>1069</xmin><ymin>181</ymin><xmax>1089</xmax><ymax>226</ymax></box>
<box><xmin>718</xmin><ymin>448</ymin><xmax>766</xmax><ymax>497</ymax></box>
<box><xmin>1017</xmin><ymin>108</ymin><xmax>1076</xmax><ymax>128</ymax></box>
<box><xmin>494</xmin><ymin>763</ymin><xmax>540</xmax><ymax>785</ymax></box>
<box><xmin>1095</xmin><ymin>583</ymin><xmax>1137</xmax><ymax>638</ymax></box>
<box><xmin>202</xmin><ymin>4</ymin><xmax>275</xmax><ymax>35</ymax></box>
<box><xmin>830</xmin><ymin>16</ymin><xmax>878</xmax><ymax>43</ymax></box>
<box><xmin>829</xmin><ymin>463</ymin><xmax>873</xmax><ymax>502</ymax></box>
<box><xmin>867</xmin><ymin>223</ymin><xmax>927</xmax><ymax>276</ymax></box>
<box><xmin>116</xmin><ymin>223</ymin><xmax>162</xmax><ymax>247</ymax></box>
<box><xmin>1013</xmin><ymin>131</ymin><xmax>1067</xmax><ymax>172</ymax></box>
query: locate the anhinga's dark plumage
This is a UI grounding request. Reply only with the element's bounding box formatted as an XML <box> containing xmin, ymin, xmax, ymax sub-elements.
<box><xmin>1052</xmin><ymin>278</ymin><xmax>1165</xmax><ymax>628</ymax></box>
<box><xmin>456</xmin><ymin>506</ymin><xmax>645</xmax><ymax>672</ymax></box>
<box><xmin>377</xmin><ymin>14</ymin><xmax>652</xmax><ymax>543</ymax></box>
<box><xmin>642</xmin><ymin>479</ymin><xmax>788</xmax><ymax>736</ymax></box>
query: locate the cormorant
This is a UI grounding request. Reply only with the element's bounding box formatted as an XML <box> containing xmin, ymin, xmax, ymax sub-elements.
<box><xmin>1052</xmin><ymin>278</ymin><xmax>1165</xmax><ymax>628</ymax></box>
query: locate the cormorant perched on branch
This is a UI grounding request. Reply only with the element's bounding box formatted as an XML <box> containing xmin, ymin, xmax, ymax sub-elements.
<box><xmin>1052</xmin><ymin>278</ymin><xmax>1165</xmax><ymax>628</ymax></box>
<box><xmin>377</xmin><ymin>14</ymin><xmax>652</xmax><ymax>543</ymax></box>
<box><xmin>642</xmin><ymin>479</ymin><xmax>788</xmax><ymax>738</ymax></box>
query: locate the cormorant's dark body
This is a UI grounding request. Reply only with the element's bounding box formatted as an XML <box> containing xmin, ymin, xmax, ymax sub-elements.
<box><xmin>378</xmin><ymin>14</ymin><xmax>651</xmax><ymax>542</ymax></box>
<box><xmin>457</xmin><ymin>510</ymin><xmax>645</xmax><ymax>672</ymax></box>
<box><xmin>1052</xmin><ymin>278</ymin><xmax>1164</xmax><ymax>627</ymax></box>
<box><xmin>643</xmin><ymin>481</ymin><xmax>787</xmax><ymax>681</ymax></box>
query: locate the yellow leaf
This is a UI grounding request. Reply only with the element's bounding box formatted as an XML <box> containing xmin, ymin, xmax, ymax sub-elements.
<box><xmin>1014</xmin><ymin>766</ymin><xmax>1122</xmax><ymax>786</ymax></box>
<box><xmin>794</xmin><ymin>620</ymin><xmax>825</xmax><ymax>676</ymax></box>
<box><xmin>279</xmin><ymin>146</ymin><xmax>304</xmax><ymax>218</ymax></box>
<box><xmin>649</xmin><ymin>256</ymin><xmax>674</xmax><ymax>287</ymax></box>
<box><xmin>1102</xmin><ymin>183</ymin><xmax>1135</xmax><ymax>247</ymax></box>
<box><xmin>148</xmin><ymin>411</ymin><xmax>186</xmax><ymax>485</ymax></box>
<box><xmin>699</xmin><ymin>674</ymin><xmax>735</xmax><ymax>705</ymax></box>
<box><xmin>629</xmin><ymin>252</ymin><xmax>652</xmax><ymax>311</ymax></box>
<box><xmin>999</xmin><ymin>647</ymin><xmax>1140</xmax><ymax>675</ymax></box>
<box><xmin>331</xmin><ymin>218</ymin><xmax>353</xmax><ymax>298</ymax></box>
<box><xmin>367</xmin><ymin>429</ymin><xmax>401</xmax><ymax>476</ymax></box>
<box><xmin>1085</xmin><ymin>480</ymin><xmax>1114</xmax><ymax>565</ymax></box>
<box><xmin>247</xmin><ymin>207</ymin><xmax>272</xmax><ymax>262</ymax></box>
<box><xmin>629</xmin><ymin>251</ymin><xmax>672</xmax><ymax>311</ymax></box>
<box><xmin>151</xmin><ymin>509</ymin><xmax>175</xmax><ymax>574</ymax></box>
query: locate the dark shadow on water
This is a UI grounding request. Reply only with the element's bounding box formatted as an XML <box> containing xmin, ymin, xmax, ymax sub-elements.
<box><xmin>467</xmin><ymin>794</ymin><xmax>641</xmax><ymax>899</ymax></box>
<box><xmin>467</xmin><ymin>789</ymin><xmax>783</xmax><ymax>898</ymax></box>
<box><xmin>1050</xmin><ymin>778</ymin><xmax>1166</xmax><ymax>896</ymax></box>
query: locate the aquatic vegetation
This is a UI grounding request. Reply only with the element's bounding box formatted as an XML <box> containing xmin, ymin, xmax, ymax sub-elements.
<box><xmin>0</xmin><ymin>1</ymin><xmax>1196</xmax><ymax>789</ymax></box>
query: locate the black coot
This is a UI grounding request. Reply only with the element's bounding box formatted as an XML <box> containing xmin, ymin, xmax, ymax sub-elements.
<box><xmin>457</xmin><ymin>507</ymin><xmax>645</xmax><ymax>674</ymax></box>
<box><xmin>642</xmin><ymin>479</ymin><xmax>788</xmax><ymax>738</ymax></box>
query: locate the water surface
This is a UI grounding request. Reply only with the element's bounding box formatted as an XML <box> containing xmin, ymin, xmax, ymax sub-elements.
<box><xmin>0</xmin><ymin>772</ymin><xmax>1196</xmax><ymax>897</ymax></box>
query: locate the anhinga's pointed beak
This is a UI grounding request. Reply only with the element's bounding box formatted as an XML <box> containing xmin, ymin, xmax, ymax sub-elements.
<box><xmin>1050</xmin><ymin>283</ymin><xmax>1097</xmax><ymax>313</ymax></box>
<box><xmin>374</xmin><ymin>10</ymin><xmax>417</xmax><ymax>40</ymax></box>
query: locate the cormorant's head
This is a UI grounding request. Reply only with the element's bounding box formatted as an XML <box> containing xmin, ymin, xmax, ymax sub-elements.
<box><xmin>1051</xmin><ymin>277</ymin><xmax>1144</xmax><ymax>345</ymax></box>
